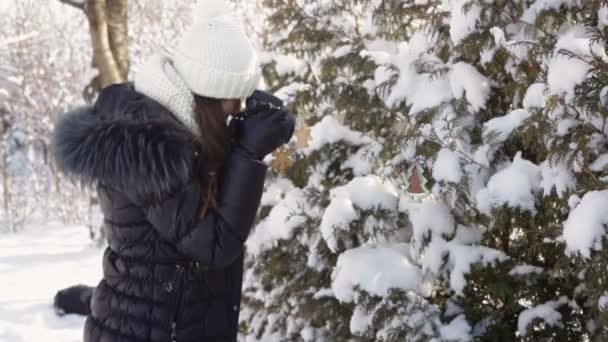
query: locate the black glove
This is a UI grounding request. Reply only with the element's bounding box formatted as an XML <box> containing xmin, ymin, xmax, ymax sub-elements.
<box><xmin>230</xmin><ymin>106</ymin><xmax>295</xmax><ymax>160</ymax></box>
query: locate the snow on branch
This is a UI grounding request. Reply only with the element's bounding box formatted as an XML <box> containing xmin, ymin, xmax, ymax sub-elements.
<box><xmin>0</xmin><ymin>32</ymin><xmax>39</xmax><ymax>48</ymax></box>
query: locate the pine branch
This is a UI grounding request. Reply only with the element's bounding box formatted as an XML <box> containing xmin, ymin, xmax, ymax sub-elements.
<box><xmin>57</xmin><ymin>0</ymin><xmax>86</xmax><ymax>11</ymax></box>
<box><xmin>418</xmin><ymin>130</ymin><xmax>489</xmax><ymax>170</ymax></box>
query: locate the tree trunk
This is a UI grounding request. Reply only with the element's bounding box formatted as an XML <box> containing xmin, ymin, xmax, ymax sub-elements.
<box><xmin>106</xmin><ymin>0</ymin><xmax>129</xmax><ymax>77</ymax></box>
<box><xmin>85</xmin><ymin>0</ymin><xmax>128</xmax><ymax>88</ymax></box>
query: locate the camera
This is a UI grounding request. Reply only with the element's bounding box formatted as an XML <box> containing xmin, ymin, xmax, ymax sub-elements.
<box><xmin>244</xmin><ymin>90</ymin><xmax>284</xmax><ymax>114</ymax></box>
<box><xmin>233</xmin><ymin>90</ymin><xmax>282</xmax><ymax>118</ymax></box>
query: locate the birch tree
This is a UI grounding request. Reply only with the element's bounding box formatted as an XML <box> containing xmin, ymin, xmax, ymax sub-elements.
<box><xmin>57</xmin><ymin>0</ymin><xmax>129</xmax><ymax>101</ymax></box>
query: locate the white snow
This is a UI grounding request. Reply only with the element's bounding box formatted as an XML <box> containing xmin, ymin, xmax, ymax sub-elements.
<box><xmin>260</xmin><ymin>178</ymin><xmax>295</xmax><ymax>207</ymax></box>
<box><xmin>386</xmin><ymin>38</ymin><xmax>452</xmax><ymax>112</ymax></box>
<box><xmin>445</xmin><ymin>301</ymin><xmax>465</xmax><ymax>317</ymax></box>
<box><xmin>568</xmin><ymin>194</ymin><xmax>581</xmax><ymax>209</ymax></box>
<box><xmin>522</xmin><ymin>83</ymin><xmax>548</xmax><ymax>109</ymax></box>
<box><xmin>433</xmin><ymin>148</ymin><xmax>463</xmax><ymax>184</ymax></box>
<box><xmin>509</xmin><ymin>264</ymin><xmax>544</xmax><ymax>276</ymax></box>
<box><xmin>399</xmin><ymin>32</ymin><xmax>432</xmax><ymax>56</ymax></box>
<box><xmin>556</xmin><ymin>118</ymin><xmax>579</xmax><ymax>136</ymax></box>
<box><xmin>299</xmin><ymin>326</ymin><xmax>315</xmax><ymax>342</ymax></box>
<box><xmin>405</xmin><ymin>198</ymin><xmax>507</xmax><ymax>295</ymax></box>
<box><xmin>562</xmin><ymin>190</ymin><xmax>608</xmax><ymax>257</ymax></box>
<box><xmin>321</xmin><ymin>197</ymin><xmax>359</xmax><ymax>252</ymax></box>
<box><xmin>360</xmin><ymin>50</ymin><xmax>393</xmax><ymax>67</ymax></box>
<box><xmin>332</xmin><ymin>45</ymin><xmax>353</xmax><ymax>59</ymax></box>
<box><xmin>490</xmin><ymin>27</ymin><xmax>506</xmax><ymax>45</ymax></box>
<box><xmin>599</xmin><ymin>6</ymin><xmax>608</xmax><ymax>29</ymax></box>
<box><xmin>599</xmin><ymin>293</ymin><xmax>608</xmax><ymax>310</ymax></box>
<box><xmin>446</xmin><ymin>242</ymin><xmax>507</xmax><ymax>294</ymax></box>
<box><xmin>453</xmin><ymin>225</ymin><xmax>484</xmax><ymax>245</ymax></box>
<box><xmin>274</xmin><ymin>54</ymin><xmax>308</xmax><ymax>77</ymax></box>
<box><xmin>540</xmin><ymin>160</ymin><xmax>575</xmax><ymax>198</ymax></box>
<box><xmin>372</xmin><ymin>65</ymin><xmax>393</xmax><ymax>89</ymax></box>
<box><xmin>390</xmin><ymin>62</ymin><xmax>452</xmax><ymax>113</ymax></box>
<box><xmin>320</xmin><ymin>176</ymin><xmax>399</xmax><ymax>252</ymax></box>
<box><xmin>517</xmin><ymin>298</ymin><xmax>567</xmax><ymax>336</ymax></box>
<box><xmin>312</xmin><ymin>288</ymin><xmax>334</xmax><ymax>299</ymax></box>
<box><xmin>247</xmin><ymin>188</ymin><xmax>309</xmax><ymax>255</ymax></box>
<box><xmin>302</xmin><ymin>116</ymin><xmax>373</xmax><ymax>155</ymax></box>
<box><xmin>0</xmin><ymin>223</ymin><xmax>103</xmax><ymax>342</ymax></box>
<box><xmin>547</xmin><ymin>26</ymin><xmax>595</xmax><ymax>101</ymax></box>
<box><xmin>589</xmin><ymin>153</ymin><xmax>608</xmax><ymax>172</ymax></box>
<box><xmin>601</xmin><ymin>86</ymin><xmax>608</xmax><ymax>106</ymax></box>
<box><xmin>480</xmin><ymin>45</ymin><xmax>497</xmax><ymax>66</ymax></box>
<box><xmin>331</xmin><ymin>244</ymin><xmax>421</xmax><ymax>302</ymax></box>
<box><xmin>406</xmin><ymin>199</ymin><xmax>455</xmax><ymax>247</ymax></box>
<box><xmin>449</xmin><ymin>62</ymin><xmax>491</xmax><ymax>112</ymax></box>
<box><xmin>343</xmin><ymin>142</ymin><xmax>382</xmax><ymax>176</ymax></box>
<box><xmin>273</xmin><ymin>82</ymin><xmax>311</xmax><ymax>104</ymax></box>
<box><xmin>439</xmin><ymin>314</ymin><xmax>472</xmax><ymax>341</ymax></box>
<box><xmin>417</xmin><ymin>236</ymin><xmax>508</xmax><ymax>295</ymax></box>
<box><xmin>449</xmin><ymin>0</ymin><xmax>481</xmax><ymax>45</ymax></box>
<box><xmin>473</xmin><ymin>144</ymin><xmax>492</xmax><ymax>167</ymax></box>
<box><xmin>483</xmin><ymin>109</ymin><xmax>532</xmax><ymax>144</ymax></box>
<box><xmin>349</xmin><ymin>305</ymin><xmax>373</xmax><ymax>334</ymax></box>
<box><xmin>332</xmin><ymin>176</ymin><xmax>399</xmax><ymax>212</ymax></box>
<box><xmin>476</xmin><ymin>152</ymin><xmax>541</xmax><ymax>214</ymax></box>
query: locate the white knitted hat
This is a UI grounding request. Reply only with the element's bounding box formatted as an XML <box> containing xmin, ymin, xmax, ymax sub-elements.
<box><xmin>172</xmin><ymin>0</ymin><xmax>261</xmax><ymax>100</ymax></box>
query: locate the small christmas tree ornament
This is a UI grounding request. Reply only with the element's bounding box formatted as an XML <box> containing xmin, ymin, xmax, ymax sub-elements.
<box><xmin>294</xmin><ymin>122</ymin><xmax>312</xmax><ymax>150</ymax></box>
<box><xmin>404</xmin><ymin>159</ymin><xmax>431</xmax><ymax>202</ymax></box>
<box><xmin>270</xmin><ymin>145</ymin><xmax>296</xmax><ymax>173</ymax></box>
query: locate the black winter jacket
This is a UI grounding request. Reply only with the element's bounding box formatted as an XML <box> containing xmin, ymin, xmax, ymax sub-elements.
<box><xmin>52</xmin><ymin>83</ymin><xmax>267</xmax><ymax>342</ymax></box>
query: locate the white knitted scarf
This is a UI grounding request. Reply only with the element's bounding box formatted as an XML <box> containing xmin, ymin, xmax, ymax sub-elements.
<box><xmin>134</xmin><ymin>53</ymin><xmax>200</xmax><ymax>136</ymax></box>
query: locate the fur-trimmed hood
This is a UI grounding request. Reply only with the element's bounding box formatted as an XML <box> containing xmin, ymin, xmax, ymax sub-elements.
<box><xmin>52</xmin><ymin>83</ymin><xmax>205</xmax><ymax>205</ymax></box>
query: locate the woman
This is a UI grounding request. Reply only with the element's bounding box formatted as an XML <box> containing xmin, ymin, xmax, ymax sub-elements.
<box><xmin>52</xmin><ymin>0</ymin><xmax>295</xmax><ymax>341</ymax></box>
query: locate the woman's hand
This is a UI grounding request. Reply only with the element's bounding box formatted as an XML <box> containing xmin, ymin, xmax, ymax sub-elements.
<box><xmin>230</xmin><ymin>105</ymin><xmax>295</xmax><ymax>160</ymax></box>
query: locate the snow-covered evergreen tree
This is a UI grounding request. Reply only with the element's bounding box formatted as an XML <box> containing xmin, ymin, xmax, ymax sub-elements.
<box><xmin>240</xmin><ymin>1</ymin><xmax>438</xmax><ymax>341</ymax></box>
<box><xmin>241</xmin><ymin>1</ymin><xmax>608</xmax><ymax>341</ymax></box>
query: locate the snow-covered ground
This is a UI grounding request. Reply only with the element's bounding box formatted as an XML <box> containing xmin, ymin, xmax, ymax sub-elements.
<box><xmin>0</xmin><ymin>223</ymin><xmax>103</xmax><ymax>342</ymax></box>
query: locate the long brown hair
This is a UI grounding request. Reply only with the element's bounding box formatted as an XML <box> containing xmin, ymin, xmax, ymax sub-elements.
<box><xmin>193</xmin><ymin>94</ymin><xmax>230</xmax><ymax>217</ymax></box>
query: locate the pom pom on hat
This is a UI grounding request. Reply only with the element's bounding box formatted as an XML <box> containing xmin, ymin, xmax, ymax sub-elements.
<box><xmin>171</xmin><ymin>0</ymin><xmax>261</xmax><ymax>99</ymax></box>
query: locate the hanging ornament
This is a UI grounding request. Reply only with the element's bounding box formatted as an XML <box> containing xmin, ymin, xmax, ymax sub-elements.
<box><xmin>270</xmin><ymin>145</ymin><xmax>296</xmax><ymax>173</ymax></box>
<box><xmin>294</xmin><ymin>123</ymin><xmax>312</xmax><ymax>150</ymax></box>
<box><xmin>404</xmin><ymin>159</ymin><xmax>431</xmax><ymax>201</ymax></box>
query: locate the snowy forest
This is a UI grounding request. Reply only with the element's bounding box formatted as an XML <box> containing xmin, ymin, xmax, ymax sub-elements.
<box><xmin>1</xmin><ymin>0</ymin><xmax>608</xmax><ymax>341</ymax></box>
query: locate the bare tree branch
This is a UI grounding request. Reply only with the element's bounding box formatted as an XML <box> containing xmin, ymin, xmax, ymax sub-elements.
<box><xmin>0</xmin><ymin>32</ymin><xmax>40</xmax><ymax>48</ymax></box>
<box><xmin>57</xmin><ymin>0</ymin><xmax>86</xmax><ymax>11</ymax></box>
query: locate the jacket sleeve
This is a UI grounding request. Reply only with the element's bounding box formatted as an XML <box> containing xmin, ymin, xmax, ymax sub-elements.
<box><xmin>137</xmin><ymin>148</ymin><xmax>267</xmax><ymax>269</ymax></box>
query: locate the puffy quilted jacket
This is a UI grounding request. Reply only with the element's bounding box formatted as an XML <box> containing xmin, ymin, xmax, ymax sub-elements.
<box><xmin>52</xmin><ymin>83</ymin><xmax>267</xmax><ymax>342</ymax></box>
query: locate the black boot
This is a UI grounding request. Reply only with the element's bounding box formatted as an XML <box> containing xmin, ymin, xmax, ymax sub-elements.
<box><xmin>53</xmin><ymin>285</ymin><xmax>94</xmax><ymax>316</ymax></box>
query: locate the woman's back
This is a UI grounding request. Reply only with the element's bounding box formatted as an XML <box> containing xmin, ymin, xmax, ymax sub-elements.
<box><xmin>54</xmin><ymin>83</ymin><xmax>249</xmax><ymax>341</ymax></box>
